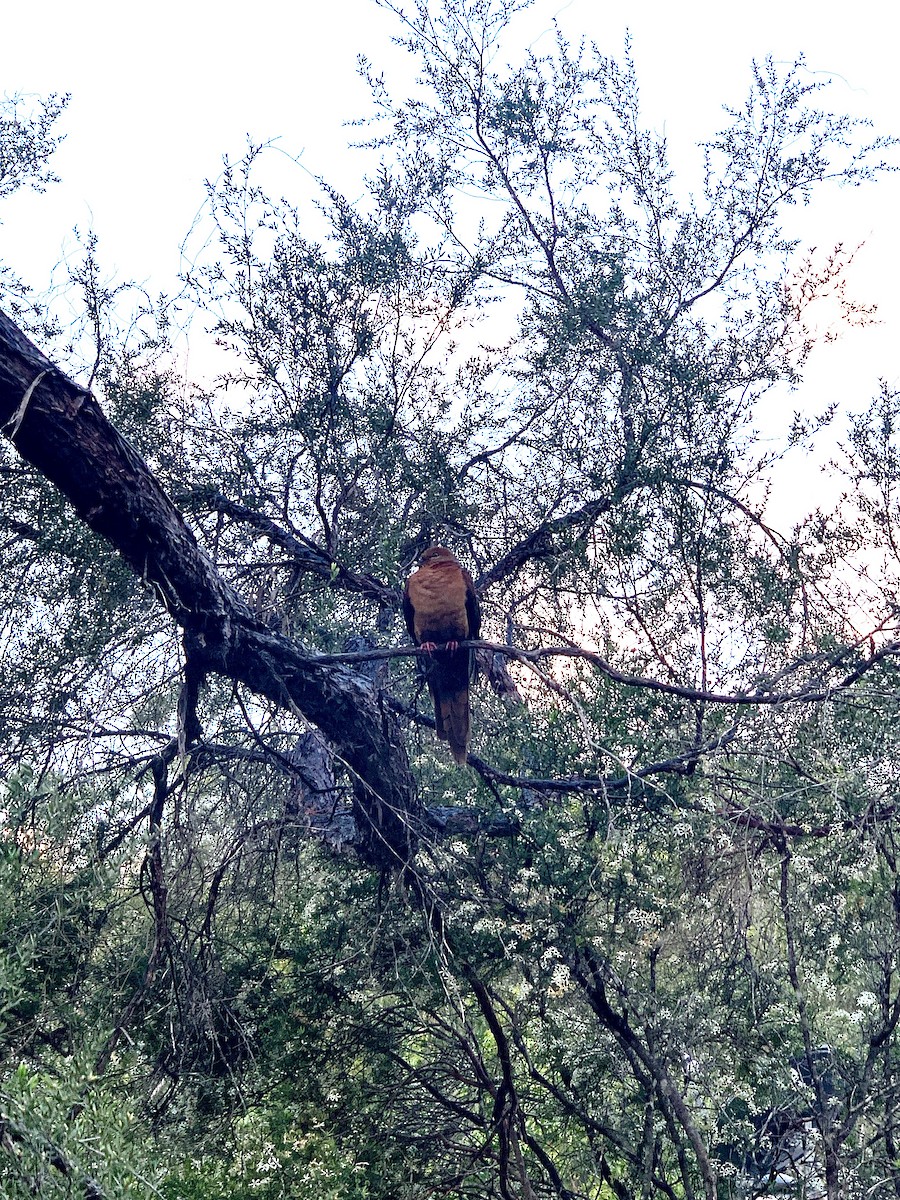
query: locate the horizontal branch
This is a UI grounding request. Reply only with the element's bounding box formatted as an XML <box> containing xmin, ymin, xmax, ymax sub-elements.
<box><xmin>306</xmin><ymin>636</ymin><xmax>900</xmax><ymax>708</ymax></box>
<box><xmin>466</xmin><ymin>725</ymin><xmax>740</xmax><ymax>796</ymax></box>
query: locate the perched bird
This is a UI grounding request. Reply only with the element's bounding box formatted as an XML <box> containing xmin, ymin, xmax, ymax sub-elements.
<box><xmin>403</xmin><ymin>545</ymin><xmax>481</xmax><ymax>765</ymax></box>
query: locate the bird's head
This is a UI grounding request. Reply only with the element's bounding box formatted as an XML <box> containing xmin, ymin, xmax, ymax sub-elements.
<box><xmin>418</xmin><ymin>545</ymin><xmax>459</xmax><ymax>567</ymax></box>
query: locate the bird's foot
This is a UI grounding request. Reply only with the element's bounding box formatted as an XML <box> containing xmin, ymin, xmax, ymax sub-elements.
<box><xmin>444</xmin><ymin>640</ymin><xmax>459</xmax><ymax>653</ymax></box>
<box><xmin>420</xmin><ymin>641</ymin><xmax>438</xmax><ymax>654</ymax></box>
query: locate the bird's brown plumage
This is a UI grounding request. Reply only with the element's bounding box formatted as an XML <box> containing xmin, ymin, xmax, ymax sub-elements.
<box><xmin>403</xmin><ymin>546</ymin><xmax>480</xmax><ymax>765</ymax></box>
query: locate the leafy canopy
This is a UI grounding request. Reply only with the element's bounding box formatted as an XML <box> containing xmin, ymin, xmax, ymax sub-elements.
<box><xmin>1</xmin><ymin>4</ymin><xmax>900</xmax><ymax>1198</ymax></box>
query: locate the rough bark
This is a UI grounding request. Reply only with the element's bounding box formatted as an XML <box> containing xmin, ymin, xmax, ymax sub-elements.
<box><xmin>0</xmin><ymin>308</ymin><xmax>420</xmax><ymax>866</ymax></box>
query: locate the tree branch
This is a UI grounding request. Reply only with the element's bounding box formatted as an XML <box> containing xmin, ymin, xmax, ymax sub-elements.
<box><xmin>0</xmin><ymin>307</ymin><xmax>420</xmax><ymax>867</ymax></box>
<box><xmin>190</xmin><ymin>489</ymin><xmax>399</xmax><ymax>608</ymax></box>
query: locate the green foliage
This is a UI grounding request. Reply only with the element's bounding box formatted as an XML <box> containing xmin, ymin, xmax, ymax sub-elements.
<box><xmin>0</xmin><ymin>91</ymin><xmax>68</xmax><ymax>201</ymax></box>
<box><xmin>0</xmin><ymin>1061</ymin><xmax>158</xmax><ymax>1200</ymax></box>
<box><xmin>0</xmin><ymin>92</ymin><xmax>69</xmax><ymax>330</ymax></box>
<box><xmin>3</xmin><ymin>1</ymin><xmax>900</xmax><ymax>1197</ymax></box>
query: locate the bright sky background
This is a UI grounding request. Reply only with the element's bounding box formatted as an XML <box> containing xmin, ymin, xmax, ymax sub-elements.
<box><xmin>2</xmin><ymin>0</ymin><xmax>898</xmax><ymax>522</ymax></box>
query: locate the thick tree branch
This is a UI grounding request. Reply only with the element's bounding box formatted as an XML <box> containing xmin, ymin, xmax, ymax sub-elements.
<box><xmin>0</xmin><ymin>307</ymin><xmax>420</xmax><ymax>866</ymax></box>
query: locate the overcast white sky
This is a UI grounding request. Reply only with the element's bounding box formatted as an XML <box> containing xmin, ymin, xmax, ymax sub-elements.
<box><xmin>1</xmin><ymin>0</ymin><xmax>898</xmax><ymax>519</ymax></box>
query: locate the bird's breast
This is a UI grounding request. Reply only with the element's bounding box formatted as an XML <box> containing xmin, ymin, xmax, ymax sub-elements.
<box><xmin>408</xmin><ymin>565</ymin><xmax>471</xmax><ymax>641</ymax></box>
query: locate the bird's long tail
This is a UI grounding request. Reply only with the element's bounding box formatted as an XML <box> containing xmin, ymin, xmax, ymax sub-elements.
<box><xmin>435</xmin><ymin>688</ymin><xmax>470</xmax><ymax>766</ymax></box>
<box><xmin>423</xmin><ymin>646</ymin><xmax>473</xmax><ymax>766</ymax></box>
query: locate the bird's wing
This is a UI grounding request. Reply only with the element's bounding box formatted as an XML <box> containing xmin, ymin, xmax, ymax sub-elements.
<box><xmin>463</xmin><ymin>568</ymin><xmax>480</xmax><ymax>641</ymax></box>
